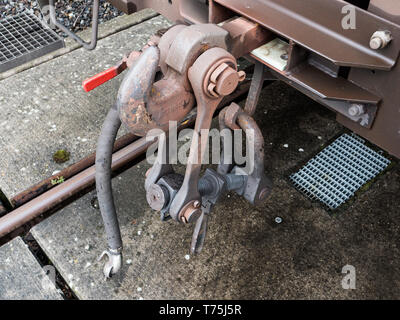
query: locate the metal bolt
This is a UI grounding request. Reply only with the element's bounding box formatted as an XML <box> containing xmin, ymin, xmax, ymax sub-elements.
<box><xmin>348</xmin><ymin>104</ymin><xmax>365</xmax><ymax>117</ymax></box>
<box><xmin>146</xmin><ymin>184</ymin><xmax>169</xmax><ymax>212</ymax></box>
<box><xmin>193</xmin><ymin>200</ymin><xmax>201</xmax><ymax>208</ymax></box>
<box><xmin>370</xmin><ymin>30</ymin><xmax>392</xmax><ymax>50</ymax></box>
<box><xmin>275</xmin><ymin>217</ymin><xmax>283</xmax><ymax>224</ymax></box>
<box><xmin>182</xmin><ymin>207</ymin><xmax>202</xmax><ymax>224</ymax></box>
<box><xmin>215</xmin><ymin>66</ymin><xmax>240</xmax><ymax>96</ymax></box>
<box><xmin>207</xmin><ymin>63</ymin><xmax>244</xmax><ymax>98</ymax></box>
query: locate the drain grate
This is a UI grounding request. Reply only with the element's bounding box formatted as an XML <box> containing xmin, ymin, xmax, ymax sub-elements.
<box><xmin>0</xmin><ymin>12</ymin><xmax>64</xmax><ymax>73</ymax></box>
<box><xmin>290</xmin><ymin>133</ymin><xmax>391</xmax><ymax>210</ymax></box>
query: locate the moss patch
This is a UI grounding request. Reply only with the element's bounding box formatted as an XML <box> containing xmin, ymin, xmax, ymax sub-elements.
<box><xmin>53</xmin><ymin>150</ymin><xmax>70</xmax><ymax>164</ymax></box>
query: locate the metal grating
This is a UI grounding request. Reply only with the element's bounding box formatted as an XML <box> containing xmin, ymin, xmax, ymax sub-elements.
<box><xmin>290</xmin><ymin>133</ymin><xmax>391</xmax><ymax>210</ymax></box>
<box><xmin>0</xmin><ymin>11</ymin><xmax>64</xmax><ymax>73</ymax></box>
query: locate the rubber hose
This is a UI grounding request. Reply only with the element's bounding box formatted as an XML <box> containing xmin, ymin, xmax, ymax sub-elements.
<box><xmin>95</xmin><ymin>104</ymin><xmax>122</xmax><ymax>251</ymax></box>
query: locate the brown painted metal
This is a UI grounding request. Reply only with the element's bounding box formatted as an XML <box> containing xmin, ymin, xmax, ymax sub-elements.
<box><xmin>369</xmin><ymin>0</ymin><xmax>400</xmax><ymax>25</ymax></box>
<box><xmin>337</xmin><ymin>1</ymin><xmax>400</xmax><ymax>159</ymax></box>
<box><xmin>111</xmin><ymin>0</ymin><xmax>400</xmax><ymax>69</ymax></box>
<box><xmin>215</xmin><ymin>0</ymin><xmax>400</xmax><ymax>71</ymax></box>
<box><xmin>220</xmin><ymin>16</ymin><xmax>273</xmax><ymax>59</ymax></box>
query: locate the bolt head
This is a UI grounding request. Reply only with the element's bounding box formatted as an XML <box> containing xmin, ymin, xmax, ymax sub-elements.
<box><xmin>275</xmin><ymin>217</ymin><xmax>283</xmax><ymax>224</ymax></box>
<box><xmin>183</xmin><ymin>208</ymin><xmax>202</xmax><ymax>224</ymax></box>
<box><xmin>215</xmin><ymin>67</ymin><xmax>239</xmax><ymax>96</ymax></box>
<box><xmin>146</xmin><ymin>184</ymin><xmax>168</xmax><ymax>211</ymax></box>
<box><xmin>348</xmin><ymin>104</ymin><xmax>365</xmax><ymax>117</ymax></box>
<box><xmin>370</xmin><ymin>37</ymin><xmax>383</xmax><ymax>50</ymax></box>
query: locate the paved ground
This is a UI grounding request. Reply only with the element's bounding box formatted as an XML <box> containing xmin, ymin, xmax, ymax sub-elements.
<box><xmin>0</xmin><ymin>13</ymin><xmax>170</xmax><ymax>199</ymax></box>
<box><xmin>0</xmin><ymin>237</ymin><xmax>62</xmax><ymax>300</ymax></box>
<box><xmin>1</xmin><ymin>11</ymin><xmax>399</xmax><ymax>300</ymax></box>
<box><xmin>32</xmin><ymin>83</ymin><xmax>400</xmax><ymax>300</ymax></box>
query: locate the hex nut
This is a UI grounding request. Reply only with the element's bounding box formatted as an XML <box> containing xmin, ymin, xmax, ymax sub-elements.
<box><xmin>348</xmin><ymin>104</ymin><xmax>365</xmax><ymax>117</ymax></box>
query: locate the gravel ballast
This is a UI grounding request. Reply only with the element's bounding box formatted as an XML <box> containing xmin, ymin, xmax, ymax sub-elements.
<box><xmin>0</xmin><ymin>0</ymin><xmax>123</xmax><ymax>36</ymax></box>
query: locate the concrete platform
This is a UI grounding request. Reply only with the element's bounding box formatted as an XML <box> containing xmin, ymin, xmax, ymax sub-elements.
<box><xmin>31</xmin><ymin>84</ymin><xmax>400</xmax><ymax>299</ymax></box>
<box><xmin>0</xmin><ymin>13</ymin><xmax>171</xmax><ymax>200</ymax></box>
<box><xmin>0</xmin><ymin>237</ymin><xmax>62</xmax><ymax>300</ymax></box>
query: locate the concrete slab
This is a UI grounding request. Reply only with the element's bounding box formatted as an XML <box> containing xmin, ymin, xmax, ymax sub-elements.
<box><xmin>0</xmin><ymin>9</ymin><xmax>159</xmax><ymax>80</ymax></box>
<box><xmin>31</xmin><ymin>83</ymin><xmax>400</xmax><ymax>299</ymax></box>
<box><xmin>0</xmin><ymin>14</ymin><xmax>171</xmax><ymax>200</ymax></box>
<box><xmin>0</xmin><ymin>237</ymin><xmax>62</xmax><ymax>300</ymax></box>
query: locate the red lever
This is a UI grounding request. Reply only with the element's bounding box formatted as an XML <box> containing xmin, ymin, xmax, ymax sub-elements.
<box><xmin>82</xmin><ymin>62</ymin><xmax>127</xmax><ymax>92</ymax></box>
<box><xmin>82</xmin><ymin>66</ymin><xmax>119</xmax><ymax>92</ymax></box>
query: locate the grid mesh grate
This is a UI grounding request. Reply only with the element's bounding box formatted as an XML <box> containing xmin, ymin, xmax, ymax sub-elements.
<box><xmin>0</xmin><ymin>11</ymin><xmax>64</xmax><ymax>73</ymax></box>
<box><xmin>290</xmin><ymin>133</ymin><xmax>391</xmax><ymax>210</ymax></box>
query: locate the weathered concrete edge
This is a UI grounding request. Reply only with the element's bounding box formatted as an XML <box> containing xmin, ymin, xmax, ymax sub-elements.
<box><xmin>0</xmin><ymin>9</ymin><xmax>158</xmax><ymax>81</ymax></box>
<box><xmin>0</xmin><ymin>237</ymin><xmax>63</xmax><ymax>300</ymax></box>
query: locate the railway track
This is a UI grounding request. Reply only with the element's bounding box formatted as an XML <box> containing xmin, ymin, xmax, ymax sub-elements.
<box><xmin>0</xmin><ymin>75</ymin><xmax>253</xmax><ymax>246</ymax></box>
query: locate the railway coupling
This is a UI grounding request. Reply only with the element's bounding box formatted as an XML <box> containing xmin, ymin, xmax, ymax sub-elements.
<box><xmin>37</xmin><ymin>0</ymin><xmax>400</xmax><ymax>279</ymax></box>
<box><xmin>83</xmin><ymin>22</ymin><xmax>273</xmax><ymax>278</ymax></box>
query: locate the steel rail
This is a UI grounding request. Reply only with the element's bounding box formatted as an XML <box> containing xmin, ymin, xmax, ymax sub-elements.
<box><xmin>11</xmin><ymin>133</ymin><xmax>139</xmax><ymax>209</ymax></box>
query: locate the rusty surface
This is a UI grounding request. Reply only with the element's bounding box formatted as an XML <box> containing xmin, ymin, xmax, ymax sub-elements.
<box><xmin>11</xmin><ymin>133</ymin><xmax>139</xmax><ymax>209</ymax></box>
<box><xmin>0</xmin><ymin>74</ymin><xmax>252</xmax><ymax>245</ymax></box>
<box><xmin>220</xmin><ymin>16</ymin><xmax>273</xmax><ymax>59</ymax></box>
<box><xmin>244</xmin><ymin>60</ymin><xmax>266</xmax><ymax>116</ymax></box>
<box><xmin>0</xmin><ymin>137</ymin><xmax>152</xmax><ymax>245</ymax></box>
<box><xmin>224</xmin><ymin>102</ymin><xmax>242</xmax><ymax>130</ymax></box>
<box><xmin>120</xmin><ymin>23</ymin><xmax>233</xmax><ymax>137</ymax></box>
<box><xmin>169</xmin><ymin>47</ymin><xmax>241</xmax><ymax>222</ymax></box>
<box><xmin>118</xmin><ymin>46</ymin><xmax>161</xmax><ymax>136</ymax></box>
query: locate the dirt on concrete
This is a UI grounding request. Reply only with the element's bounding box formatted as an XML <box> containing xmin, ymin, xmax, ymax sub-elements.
<box><xmin>31</xmin><ymin>80</ymin><xmax>400</xmax><ymax>299</ymax></box>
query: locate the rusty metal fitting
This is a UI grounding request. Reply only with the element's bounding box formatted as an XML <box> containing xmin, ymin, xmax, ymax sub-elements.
<box><xmin>207</xmin><ymin>64</ymin><xmax>245</xmax><ymax>98</ymax></box>
<box><xmin>146</xmin><ymin>183</ymin><xmax>169</xmax><ymax>212</ymax></box>
<box><xmin>224</xmin><ymin>102</ymin><xmax>243</xmax><ymax>130</ymax></box>
<box><xmin>369</xmin><ymin>30</ymin><xmax>392</xmax><ymax>50</ymax></box>
<box><xmin>203</xmin><ymin>56</ymin><xmax>245</xmax><ymax>99</ymax></box>
<box><xmin>179</xmin><ymin>201</ymin><xmax>202</xmax><ymax>224</ymax></box>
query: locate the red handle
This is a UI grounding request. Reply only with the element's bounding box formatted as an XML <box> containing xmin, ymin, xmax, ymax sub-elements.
<box><xmin>82</xmin><ymin>66</ymin><xmax>120</xmax><ymax>92</ymax></box>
